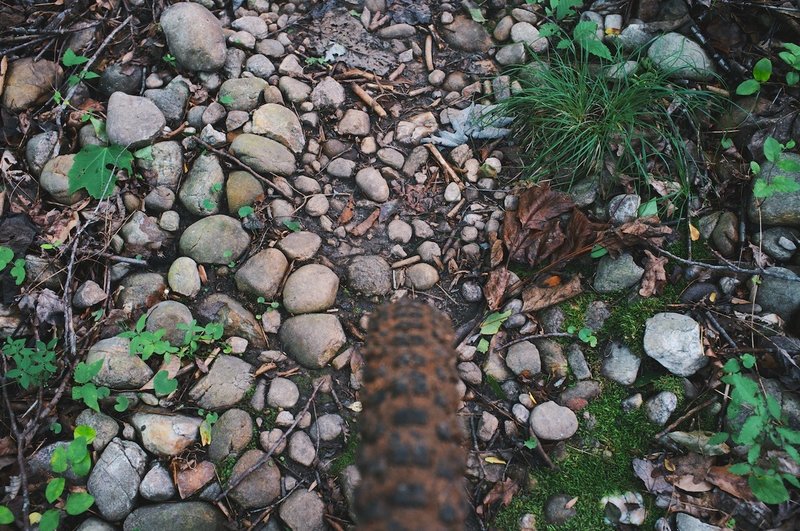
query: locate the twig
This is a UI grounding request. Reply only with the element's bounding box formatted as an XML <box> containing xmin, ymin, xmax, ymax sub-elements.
<box><xmin>703</xmin><ymin>310</ymin><xmax>737</xmax><ymax>348</ymax></box>
<box><xmin>1</xmin><ymin>369</ymin><xmax>31</xmax><ymax>530</ymax></box>
<box><xmin>653</xmin><ymin>397</ymin><xmax>716</xmax><ymax>440</ymax></box>
<box><xmin>425</xmin><ymin>144</ymin><xmax>462</xmax><ymax>186</ymax></box>
<box><xmin>350</xmin><ymin>83</ymin><xmax>387</xmax><ymax>118</ymax></box>
<box><xmin>496</xmin><ymin>333</ymin><xmax>576</xmax><ymax>350</ymax></box>
<box><xmin>424</xmin><ymin>34</ymin><xmax>434</xmax><ymax>71</ymax></box>
<box><xmin>52</xmin><ymin>15</ymin><xmax>133</xmax><ymax>157</ymax></box>
<box><xmin>193</xmin><ymin>138</ymin><xmax>297</xmax><ymax>201</ymax></box>
<box><xmin>75</xmin><ymin>250</ymin><xmax>148</xmax><ymax>266</ymax></box>
<box><xmin>216</xmin><ymin>382</ymin><xmax>322</xmax><ymax>501</ymax></box>
<box><xmin>650</xmin><ymin>244</ymin><xmax>800</xmax><ymax>282</ymax></box>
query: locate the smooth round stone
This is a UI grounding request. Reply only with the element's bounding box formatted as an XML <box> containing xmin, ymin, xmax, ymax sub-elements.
<box><xmin>234</xmin><ymin>248</ymin><xmax>288</xmax><ymax>300</ymax></box>
<box><xmin>506</xmin><ymin>341</ymin><xmax>541</xmax><ymax>376</ymax></box>
<box><xmin>282</xmin><ymin>264</ymin><xmax>339</xmax><ymax>314</ymax></box>
<box><xmin>529</xmin><ymin>401</ymin><xmax>578</xmax><ymax>441</ymax></box>
<box><xmin>179</xmin><ymin>215</ymin><xmax>250</xmax><ymax>264</ymax></box>
<box><xmin>355</xmin><ymin>167</ymin><xmax>390</xmax><ymax>202</ymax></box>
<box><xmin>346</xmin><ymin>255</ymin><xmax>392</xmax><ymax>296</ymax></box>
<box><xmin>404</xmin><ymin>263</ymin><xmax>439</xmax><ymax>290</ymax></box>
<box><xmin>444</xmin><ymin>182</ymin><xmax>462</xmax><ymax>202</ymax></box>
<box><xmin>168</xmin><ymin>257</ymin><xmax>201</xmax><ymax>298</ymax></box>
<box><xmin>276</xmin><ymin>231</ymin><xmax>322</xmax><ymax>261</ymax></box>
<box><xmin>387</xmin><ymin>219</ymin><xmax>413</xmax><ymax>243</ymax></box>
<box><xmin>305</xmin><ymin>194</ymin><xmax>330</xmax><ymax>216</ymax></box>
<box><xmin>267</xmin><ymin>377</ymin><xmax>300</xmax><ymax>409</ymax></box>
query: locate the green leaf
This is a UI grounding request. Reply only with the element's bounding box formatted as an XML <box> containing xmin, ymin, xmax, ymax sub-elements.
<box><xmin>283</xmin><ymin>219</ymin><xmax>302</xmax><ymax>232</ymax></box>
<box><xmin>749</xmin><ymin>473</ymin><xmax>789</xmax><ymax>504</ymax></box>
<box><xmin>783</xmin><ymin>42</ymin><xmax>800</xmax><ymax>56</ymax></box>
<box><xmin>74</xmin><ymin>359</ymin><xmax>103</xmax><ymax>384</ymax></box>
<box><xmin>468</xmin><ymin>8</ymin><xmax>486</xmax><ymax>22</ymax></box>
<box><xmin>68</xmin><ymin>144</ymin><xmax>134</xmax><ymax>199</ymax></box>
<box><xmin>783</xmin><ymin>473</ymin><xmax>800</xmax><ymax>488</ymax></box>
<box><xmin>787</xmin><ymin>71</ymin><xmax>799</xmax><ymax>86</ymax></box>
<box><xmin>573</xmin><ymin>21</ymin><xmax>611</xmax><ymax>60</ymax></box>
<box><xmin>763</xmin><ymin>137</ymin><xmax>782</xmax><ymax>163</ymax></box>
<box><xmin>51</xmin><ymin>421</ymin><xmax>62</xmax><ymax>434</ymax></box>
<box><xmin>736</xmin><ymin>415</ymin><xmax>764</xmax><ymax>446</ymax></box>
<box><xmin>0</xmin><ymin>505</ymin><xmax>14</xmax><ymax>525</ymax></box>
<box><xmin>778</xmin><ymin>158</ymin><xmax>800</xmax><ymax>172</ymax></box>
<box><xmin>62</xmin><ymin>48</ymin><xmax>90</xmax><ymax>66</ymax></box>
<box><xmin>65</xmin><ymin>492</ymin><xmax>94</xmax><ymax>515</ymax></box>
<box><xmin>708</xmin><ymin>432</ymin><xmax>729</xmax><ymax>445</ymax></box>
<box><xmin>39</xmin><ymin>509</ymin><xmax>60</xmax><ymax>531</ymax></box>
<box><xmin>218</xmin><ymin>94</ymin><xmax>234</xmax><ymax>106</ymax></box>
<box><xmin>765</xmin><ymin>394</ymin><xmax>782</xmax><ymax>420</ymax></box>
<box><xmin>778</xmin><ymin>427</ymin><xmax>800</xmax><ymax>445</ymax></box>
<box><xmin>723</xmin><ymin>358</ymin><xmax>741</xmax><ymax>374</ymax></box>
<box><xmin>238</xmin><ymin>205</ymin><xmax>254</xmax><ymax>218</ymax></box>
<box><xmin>476</xmin><ymin>338</ymin><xmax>489</xmax><ymax>353</ymax></box>
<box><xmin>729</xmin><ymin>462</ymin><xmax>751</xmax><ymax>475</ymax></box>
<box><xmin>82</xmin><ymin>71</ymin><xmax>100</xmax><ymax>80</ymax></box>
<box><xmin>10</xmin><ymin>258</ymin><xmax>26</xmax><ymax>285</ymax></box>
<box><xmin>67</xmin><ymin>438</ymin><xmax>89</xmax><ymax>464</ymax></box>
<box><xmin>51</xmin><ymin>446</ymin><xmax>68</xmax><ymax>473</ymax></box>
<box><xmin>74</xmin><ymin>425</ymin><xmax>97</xmax><ymax>444</ymax></box>
<box><xmin>740</xmin><ymin>353</ymin><xmax>756</xmax><ymax>369</ymax></box>
<box><xmin>114</xmin><ymin>395</ymin><xmax>130</xmax><ymax>412</ymax></box>
<box><xmin>752</xmin><ymin>58</ymin><xmax>773</xmax><ymax>83</ymax></box>
<box><xmin>46</xmin><ymin>478</ymin><xmax>65</xmax><ymax>503</ymax></box>
<box><xmin>153</xmin><ymin>370</ymin><xmax>178</xmax><ymax>396</ymax></box>
<box><xmin>71</xmin><ymin>454</ymin><xmax>92</xmax><ymax>477</ymax></box>
<box><xmin>721</xmin><ymin>137</ymin><xmax>734</xmax><ymax>149</ymax></box>
<box><xmin>747</xmin><ymin>443</ymin><xmax>761</xmax><ymax>464</ymax></box>
<box><xmin>133</xmin><ymin>145</ymin><xmax>153</xmax><ymax>160</ymax></box>
<box><xmin>479</xmin><ymin>311</ymin><xmax>512</xmax><ymax>335</ymax></box>
<box><xmin>0</xmin><ymin>246</ymin><xmax>13</xmax><ymax>270</ymax></box>
<box><xmin>784</xmin><ymin>444</ymin><xmax>800</xmax><ymax>464</ymax></box>
<box><xmin>735</xmin><ymin>79</ymin><xmax>761</xmax><ymax>96</ymax></box>
<box><xmin>638</xmin><ymin>198</ymin><xmax>658</xmax><ymax>217</ymax></box>
<box><xmin>523</xmin><ymin>438</ymin><xmax>537</xmax><ymax>449</ymax></box>
<box><xmin>590</xmin><ymin>245</ymin><xmax>608</xmax><ymax>258</ymax></box>
<box><xmin>753</xmin><ymin>178</ymin><xmax>770</xmax><ymax>198</ymax></box>
<box><xmin>767</xmin><ymin>175</ymin><xmax>800</xmax><ymax>195</ymax></box>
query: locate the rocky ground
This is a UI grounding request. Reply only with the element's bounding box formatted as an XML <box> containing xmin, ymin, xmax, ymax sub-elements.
<box><xmin>1</xmin><ymin>0</ymin><xmax>800</xmax><ymax>530</ymax></box>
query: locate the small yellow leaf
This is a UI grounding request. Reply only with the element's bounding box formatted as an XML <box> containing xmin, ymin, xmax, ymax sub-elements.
<box><xmin>485</xmin><ymin>456</ymin><xmax>506</xmax><ymax>465</ymax></box>
<box><xmin>664</xmin><ymin>458</ymin><xmax>676</xmax><ymax>472</ymax></box>
<box><xmin>709</xmin><ymin>292</ymin><xmax>717</xmax><ymax>303</ymax></box>
<box><xmin>565</xmin><ymin>496</ymin><xmax>579</xmax><ymax>509</ymax></box>
<box><xmin>689</xmin><ymin>223</ymin><xmax>700</xmax><ymax>241</ymax></box>
<box><xmin>348</xmin><ymin>401</ymin><xmax>363</xmax><ymax>412</ymax></box>
<box><xmin>29</xmin><ymin>512</ymin><xmax>42</xmax><ymax>524</ymax></box>
<box><xmin>528</xmin><ymin>392</ymin><xmax>537</xmax><ymax>405</ymax></box>
<box><xmin>199</xmin><ymin>420</ymin><xmax>212</xmax><ymax>446</ymax></box>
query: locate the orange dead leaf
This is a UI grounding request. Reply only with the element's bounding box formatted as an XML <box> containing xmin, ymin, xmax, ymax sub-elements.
<box><xmin>522</xmin><ymin>274</ymin><xmax>582</xmax><ymax>313</ymax></box>
<box><xmin>481</xmin><ymin>478</ymin><xmax>520</xmax><ymax>508</ymax></box>
<box><xmin>484</xmin><ymin>267</ymin><xmax>510</xmax><ymax>310</ymax></box>
<box><xmin>689</xmin><ymin>222</ymin><xmax>700</xmax><ymax>241</ymax></box>
<box><xmin>338</xmin><ymin>195</ymin><xmax>355</xmax><ymax>225</ymax></box>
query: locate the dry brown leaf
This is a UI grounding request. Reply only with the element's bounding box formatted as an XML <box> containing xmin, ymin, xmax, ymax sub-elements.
<box><xmin>484</xmin><ymin>267</ymin><xmax>510</xmax><ymax>311</ymax></box>
<box><xmin>489</xmin><ymin>236</ymin><xmax>504</xmax><ymax>268</ymax></box>
<box><xmin>671</xmin><ymin>474</ymin><xmax>714</xmax><ymax>492</ymax></box>
<box><xmin>650</xmin><ymin>178</ymin><xmax>682</xmax><ymax>197</ymax></box>
<box><xmin>338</xmin><ymin>195</ymin><xmax>355</xmax><ymax>225</ymax></box>
<box><xmin>564</xmin><ymin>496</ymin><xmax>578</xmax><ymax>509</ymax></box>
<box><xmin>522</xmin><ymin>274</ymin><xmax>582</xmax><ymax>313</ymax></box>
<box><xmin>350</xmin><ymin>208</ymin><xmax>380</xmax><ymax>236</ymax></box>
<box><xmin>502</xmin><ymin>184</ymin><xmax>574</xmax><ymax>264</ymax></box>
<box><xmin>706</xmin><ymin>466</ymin><xmax>756</xmax><ymax>501</ymax></box>
<box><xmin>0</xmin><ymin>435</ymin><xmax>15</xmax><ymax>457</ymax></box>
<box><xmin>481</xmin><ymin>478</ymin><xmax>520</xmax><ymax>508</ymax></box>
<box><xmin>689</xmin><ymin>222</ymin><xmax>700</xmax><ymax>241</ymax></box>
<box><xmin>639</xmin><ymin>250</ymin><xmax>668</xmax><ymax>297</ymax></box>
<box><xmin>0</xmin><ymin>56</ymin><xmax>6</xmax><ymax>100</ymax></box>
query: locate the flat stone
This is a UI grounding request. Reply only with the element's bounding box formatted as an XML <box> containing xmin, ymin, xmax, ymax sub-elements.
<box><xmin>226</xmin><ymin>170</ymin><xmax>264</xmax><ymax>214</ymax></box>
<box><xmin>251</xmin><ymin>103</ymin><xmax>305</xmax><ymax>153</ymax></box>
<box><xmin>86</xmin><ymin>337</ymin><xmax>153</xmax><ymax>390</ymax></box>
<box><xmin>137</xmin><ymin>141</ymin><xmax>183</xmax><ymax>189</ymax></box>
<box><xmin>229</xmin><ymin>133</ymin><xmax>296</xmax><ymax>177</ymax></box>
<box><xmin>278</xmin><ymin>76</ymin><xmax>312</xmax><ymax>103</ymax></box>
<box><xmin>40</xmin><ymin>155</ymin><xmax>86</xmax><ymax>205</ymax></box>
<box><xmin>648</xmin><ymin>32</ymin><xmax>715</xmax><ymax>81</ymax></box>
<box><xmin>234</xmin><ymin>249</ymin><xmax>287</xmax><ymax>302</ymax></box>
<box><xmin>601</xmin><ymin>342</ymin><xmax>641</xmax><ymax>385</ymax></box>
<box><xmin>338</xmin><ymin>109</ymin><xmax>371</xmax><ymax>136</ymax></box>
<box><xmin>197</xmin><ymin>293</ymin><xmax>266</xmax><ymax>349</ymax></box>
<box><xmin>288</xmin><ymin>430</ymin><xmax>316</xmax><ymax>466</ymax></box>
<box><xmin>179</xmin><ymin>153</ymin><xmax>224</xmax><ymax>216</ymax></box>
<box><xmin>189</xmin><ymin>355</ymin><xmax>254</xmax><ymax>409</ymax></box>
<box><xmin>644</xmin><ymin>313</ymin><xmax>707</xmax><ymax>376</ymax></box>
<box><xmin>279</xmin><ymin>313</ymin><xmax>346</xmax><ymax>368</ymax></box>
<box><xmin>282</xmin><ymin>264</ymin><xmax>339</xmax><ymax>314</ymax></box>
<box><xmin>754</xmin><ymin>267</ymin><xmax>800</xmax><ymax>320</ymax></box>
<box><xmin>145</xmin><ymin>300</ymin><xmax>193</xmax><ymax>346</ymax></box>
<box><xmin>106</xmin><ymin>92</ymin><xmax>166</xmax><ymax>149</ymax></box>
<box><xmin>75</xmin><ymin>409</ymin><xmax>118</xmax><ymax>451</ymax></box>
<box><xmin>116</xmin><ymin>272</ymin><xmax>165</xmax><ymax>312</ymax></box>
<box><xmin>139</xmin><ymin>464</ymin><xmax>176</xmax><ymax>501</ymax></box>
<box><xmin>179</xmin><ymin>215</ymin><xmax>250</xmax><ymax>264</ymax></box>
<box><xmin>88</xmin><ymin>438</ymin><xmax>148</xmax><ymax>521</ymax></box>
<box><xmin>593</xmin><ymin>253</ymin><xmax>644</xmax><ymax>292</ymax></box>
<box><xmin>311</xmin><ymin>76</ymin><xmax>346</xmax><ymax>110</ymax></box>
<box><xmin>277</xmin><ymin>231</ymin><xmax>321</xmax><ymax>261</ymax></box>
<box><xmin>229</xmin><ymin>449</ymin><xmax>281</xmax><ymax>509</ymax></box>
<box><xmin>218</xmin><ymin>77</ymin><xmax>267</xmax><ymax>111</ymax></box>
<box><xmin>442</xmin><ymin>16</ymin><xmax>492</xmax><ymax>52</ymax></box>
<box><xmin>123</xmin><ymin>502</ymin><xmax>226</xmax><ymax>531</ymax></box>
<box><xmin>144</xmin><ymin>77</ymin><xmax>189</xmax><ymax>126</ymax></box>
<box><xmin>207</xmin><ymin>408</ymin><xmax>253</xmax><ymax>463</ymax></box>
<box><xmin>168</xmin><ymin>257</ymin><xmax>201</xmax><ymax>297</ymax></box>
<box><xmin>131</xmin><ymin>412</ymin><xmax>201</xmax><ymax>456</ymax></box>
<box><xmin>529</xmin><ymin>401</ymin><xmax>578</xmax><ymax>441</ymax></box>
<box><xmin>278</xmin><ymin>489</ymin><xmax>326</xmax><ymax>531</ymax></box>
<box><xmin>747</xmin><ymin>154</ymin><xmax>800</xmax><ymax>227</ymax></box>
<box><xmin>73</xmin><ymin>280</ymin><xmax>107</xmax><ymax>308</ymax></box>
<box><xmin>355</xmin><ymin>167</ymin><xmax>389</xmax><ymax>202</ymax></box>
<box><xmin>346</xmin><ymin>255</ymin><xmax>392</xmax><ymax>296</ymax></box>
<box><xmin>1</xmin><ymin>57</ymin><xmax>62</xmax><ymax>111</ymax></box>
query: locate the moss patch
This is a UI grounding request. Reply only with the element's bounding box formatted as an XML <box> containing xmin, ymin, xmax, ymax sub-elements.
<box><xmin>493</xmin><ymin>382</ymin><xmax>663</xmax><ymax>530</ymax></box>
<box><xmin>217</xmin><ymin>454</ymin><xmax>238</xmax><ymax>485</ymax></box>
<box><xmin>329</xmin><ymin>432</ymin><xmax>360</xmax><ymax>477</ymax></box>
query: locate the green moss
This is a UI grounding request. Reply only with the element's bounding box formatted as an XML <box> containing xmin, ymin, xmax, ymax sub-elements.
<box><xmin>217</xmin><ymin>454</ymin><xmax>238</xmax><ymax>485</ymax></box>
<box><xmin>652</xmin><ymin>375</ymin><xmax>686</xmax><ymax>404</ymax></box>
<box><xmin>493</xmin><ymin>382</ymin><xmax>663</xmax><ymax>530</ymax></box>
<box><xmin>329</xmin><ymin>432</ymin><xmax>360</xmax><ymax>477</ymax></box>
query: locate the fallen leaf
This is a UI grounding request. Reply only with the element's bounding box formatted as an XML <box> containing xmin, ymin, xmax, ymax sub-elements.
<box><xmin>481</xmin><ymin>478</ymin><xmax>519</xmax><ymax>508</ymax></box>
<box><xmin>522</xmin><ymin>274</ymin><xmax>582</xmax><ymax>313</ymax></box>
<box><xmin>671</xmin><ymin>474</ymin><xmax>714</xmax><ymax>492</ymax></box>
<box><xmin>484</xmin><ymin>456</ymin><xmax>506</xmax><ymax>465</ymax></box>
<box><xmin>484</xmin><ymin>267</ymin><xmax>510</xmax><ymax>310</ymax></box>
<box><xmin>350</xmin><ymin>208</ymin><xmax>380</xmax><ymax>236</ymax></box>
<box><xmin>338</xmin><ymin>195</ymin><xmax>355</xmax><ymax>225</ymax></box>
<box><xmin>0</xmin><ymin>56</ymin><xmax>6</xmax><ymax>100</ymax></box>
<box><xmin>0</xmin><ymin>436</ymin><xmax>15</xmax><ymax>456</ymax></box>
<box><xmin>489</xmin><ymin>236</ymin><xmax>504</xmax><ymax>268</ymax></box>
<box><xmin>689</xmin><ymin>222</ymin><xmax>700</xmax><ymax>241</ymax></box>
<box><xmin>639</xmin><ymin>250</ymin><xmax>668</xmax><ymax>297</ymax></box>
<box><xmin>707</xmin><ymin>466</ymin><xmax>756</xmax><ymax>501</ymax></box>
<box><xmin>564</xmin><ymin>496</ymin><xmax>578</xmax><ymax>509</ymax></box>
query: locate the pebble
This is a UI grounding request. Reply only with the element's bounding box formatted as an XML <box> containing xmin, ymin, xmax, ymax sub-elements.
<box><xmin>355</xmin><ymin>167</ymin><xmax>390</xmax><ymax>202</ymax></box>
<box><xmin>608</xmin><ymin>194</ymin><xmax>641</xmax><ymax>224</ymax></box>
<box><xmin>347</xmin><ymin>255</ymin><xmax>392</xmax><ymax>296</ymax></box>
<box><xmin>327</xmin><ymin>157</ymin><xmax>357</xmax><ymax>178</ymax></box>
<box><xmin>601</xmin><ymin>342</ymin><xmax>641</xmax><ymax>385</ymax></box>
<box><xmin>478</xmin><ymin>411</ymin><xmax>499</xmax><ymax>442</ymax></box>
<box><xmin>444</xmin><ymin>182</ymin><xmax>462</xmax><ymax>202</ymax></box>
<box><xmin>197</xmin><ymin>294</ymin><xmax>265</xmax><ymax>348</ymax></box>
<box><xmin>458</xmin><ymin>362</ymin><xmax>482</xmax><ymax>385</ymax></box>
<box><xmin>461</xmin><ymin>281</ymin><xmax>483</xmax><ymax>302</ymax></box>
<box><xmin>76</xmin><ymin>409</ymin><xmax>118</xmax><ymax>452</ymax></box>
<box><xmin>309</xmin><ymin>413</ymin><xmax>344</xmax><ymax>442</ymax></box>
<box><xmin>277</xmin><ymin>231</ymin><xmax>322</xmax><ymax>261</ymax></box>
<box><xmin>226</xmin><ymin>171</ymin><xmax>264</xmax><ymax>213</ymax></box>
<box><xmin>647</xmin><ymin>32</ymin><xmax>715</xmax><ymax>81</ymax></box>
<box><xmin>288</xmin><ymin>431</ymin><xmax>316</xmax><ymax>466</ymax></box>
<box><xmin>510</xmin><ymin>22</ymin><xmax>548</xmax><ymax>53</ymax></box>
<box><xmin>417</xmin><ymin>241</ymin><xmax>441</xmax><ymax>263</ymax></box>
<box><xmin>140</xmin><ymin>464</ymin><xmax>176</xmax><ymax>502</ymax></box>
<box><xmin>278</xmin><ymin>489</ymin><xmax>326</xmax><ymax>531</ymax></box>
<box><xmin>529</xmin><ymin>401</ymin><xmax>579</xmax><ymax>441</ymax></box>
<box><xmin>189</xmin><ymin>355</ymin><xmax>255</xmax><ymax>409</ymax></box>
<box><xmin>229</xmin><ymin>450</ymin><xmax>281</xmax><ymax>509</ymax></box>
<box><xmin>179</xmin><ymin>215</ymin><xmax>251</xmax><ymax>264</ymax></box>
<box><xmin>311</xmin><ymin>76</ymin><xmax>346</xmax><ymax>110</ymax></box>
<box><xmin>106</xmin><ymin>92</ymin><xmax>166</xmax><ymax>149</ymax></box>
<box><xmin>86</xmin><ymin>337</ymin><xmax>153</xmax><ymax>390</ymax></box>
<box><xmin>506</xmin><ymin>341</ymin><xmax>541</xmax><ymax>376</ymax></box>
<box><xmin>305</xmin><ymin>194</ymin><xmax>330</xmax><ymax>216</ymax></box>
<box><xmin>645</xmin><ymin>391</ymin><xmax>678</xmax><ymax>425</ymax></box>
<box><xmin>754</xmin><ymin>267</ymin><xmax>800</xmax><ymax>320</ymax></box>
<box><xmin>160</xmin><ymin>3</ymin><xmax>226</xmax><ymax>71</ymax></box>
<box><xmin>338</xmin><ymin>109</ymin><xmax>371</xmax><ymax>136</ymax></box>
<box><xmin>73</xmin><ymin>280</ymin><xmax>107</xmax><ymax>308</ymax></box>
<box><xmin>251</xmin><ymin>103</ymin><xmax>306</xmax><ymax>153</ymax></box>
<box><xmin>593</xmin><ymin>253</ymin><xmax>644</xmax><ymax>292</ymax></box>
<box><xmin>279</xmin><ymin>313</ymin><xmax>346</xmax><ymax>368</ymax></box>
<box><xmin>282</xmin><ymin>264</ymin><xmax>339</xmax><ymax>314</ymax></box>
<box><xmin>566</xmin><ymin>344</ymin><xmax>592</xmax><ymax>380</ymax></box>
<box><xmin>208</xmin><ymin>409</ymin><xmax>253</xmax><ymax>463</ymax></box>
<box><xmin>267</xmin><ymin>377</ymin><xmax>300</xmax><ymax>409</ymax></box>
<box><xmin>168</xmin><ymin>257</ymin><xmax>201</xmax><ymax>298</ymax></box>
<box><xmin>404</xmin><ymin>263</ymin><xmax>439</xmax><ymax>290</ymax></box>
<box><xmin>87</xmin><ymin>438</ymin><xmax>148</xmax><ymax>521</ymax></box>
<box><xmin>644</xmin><ymin>313</ymin><xmax>707</xmax><ymax>377</ymax></box>
<box><xmin>2</xmin><ymin>58</ymin><xmax>63</xmax><ymax>111</ymax></box>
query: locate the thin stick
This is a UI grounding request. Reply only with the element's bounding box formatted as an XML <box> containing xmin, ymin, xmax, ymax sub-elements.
<box><xmin>350</xmin><ymin>83</ymin><xmax>387</xmax><ymax>118</ymax></box>
<box><xmin>425</xmin><ymin>144</ymin><xmax>462</xmax><ymax>185</ymax></box>
<box><xmin>193</xmin><ymin>138</ymin><xmax>297</xmax><ymax>201</ymax></box>
<box><xmin>76</xmin><ymin>250</ymin><xmax>148</xmax><ymax>266</ymax></box>
<box><xmin>216</xmin><ymin>383</ymin><xmax>322</xmax><ymax>501</ymax></box>
<box><xmin>653</xmin><ymin>397</ymin><xmax>716</xmax><ymax>440</ymax></box>
<box><xmin>424</xmin><ymin>35</ymin><xmax>434</xmax><ymax>71</ymax></box>
<box><xmin>650</xmin><ymin>244</ymin><xmax>800</xmax><ymax>282</ymax></box>
<box><xmin>1</xmin><ymin>367</ymin><xmax>31</xmax><ymax>530</ymax></box>
<box><xmin>52</xmin><ymin>15</ymin><xmax>133</xmax><ymax>157</ymax></box>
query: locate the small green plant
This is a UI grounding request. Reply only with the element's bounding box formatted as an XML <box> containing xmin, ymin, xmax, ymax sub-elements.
<box><xmin>567</xmin><ymin>326</ymin><xmax>598</xmax><ymax>347</ymax></box>
<box><xmin>709</xmin><ymin>354</ymin><xmax>800</xmax><ymax>504</ymax></box>
<box><xmin>304</xmin><ymin>56</ymin><xmax>330</xmax><ymax>67</ymax></box>
<box><xmin>476</xmin><ymin>311</ymin><xmax>512</xmax><ymax>353</ymax></box>
<box><xmin>80</xmin><ymin>111</ymin><xmax>108</xmax><ymax>142</ymax></box>
<box><xmin>163</xmin><ymin>53</ymin><xmax>177</xmax><ymax>67</ymax></box>
<box><xmin>153</xmin><ymin>369</ymin><xmax>178</xmax><ymax>396</ymax></box>
<box><xmin>68</xmin><ymin>144</ymin><xmax>134</xmax><ymax>199</ymax></box>
<box><xmin>282</xmin><ymin>219</ymin><xmax>302</xmax><ymax>232</ymax></box>
<box><xmin>120</xmin><ymin>314</ymin><xmax>179</xmax><ymax>361</ymax></box>
<box><xmin>0</xmin><ymin>245</ymin><xmax>26</xmax><ymax>285</ymax></box>
<box><xmin>255</xmin><ymin>297</ymin><xmax>280</xmax><ymax>319</ymax></box>
<box><xmin>238</xmin><ymin>205</ymin><xmax>254</xmax><ymax>218</ymax></box>
<box><xmin>176</xmin><ymin>319</ymin><xmax>225</xmax><ymax>358</ymax></box>
<box><xmin>218</xmin><ymin>93</ymin><xmax>234</xmax><ymax>106</ymax></box>
<box><xmin>736</xmin><ymin>57</ymin><xmax>772</xmax><ymax>96</ymax></box>
<box><xmin>3</xmin><ymin>337</ymin><xmax>58</xmax><ymax>390</ymax></box>
<box><xmin>72</xmin><ymin>359</ymin><xmax>110</xmax><ymax>412</ymax></box>
<box><xmin>198</xmin><ymin>409</ymin><xmax>219</xmax><ymax>445</ymax></box>
<box><xmin>44</xmin><ymin>425</ymin><xmax>97</xmax><ymax>529</ymax></box>
<box><xmin>62</xmin><ymin>49</ymin><xmax>100</xmax><ymax>87</ymax></box>
<box><xmin>529</xmin><ymin>0</ymin><xmax>583</xmax><ymax>20</ymax></box>
<box><xmin>539</xmin><ymin>20</ymin><xmax>612</xmax><ymax>61</ymax></box>
<box><xmin>114</xmin><ymin>395</ymin><xmax>130</xmax><ymax>412</ymax></box>
<box><xmin>779</xmin><ymin>43</ymin><xmax>800</xmax><ymax>85</ymax></box>
<box><xmin>751</xmin><ymin>137</ymin><xmax>800</xmax><ymax>199</ymax></box>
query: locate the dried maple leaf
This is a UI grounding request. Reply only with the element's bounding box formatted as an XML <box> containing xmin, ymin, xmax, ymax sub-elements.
<box><xmin>481</xmin><ymin>478</ymin><xmax>520</xmax><ymax>508</ymax></box>
<box><xmin>706</xmin><ymin>465</ymin><xmax>756</xmax><ymax>501</ymax></box>
<box><xmin>639</xmin><ymin>250</ymin><xmax>668</xmax><ymax>297</ymax></box>
<box><xmin>484</xmin><ymin>267</ymin><xmax>510</xmax><ymax>311</ymax></box>
<box><xmin>522</xmin><ymin>274</ymin><xmax>582</xmax><ymax>313</ymax></box>
<box><xmin>489</xmin><ymin>235</ymin><xmax>504</xmax><ymax>268</ymax></box>
<box><xmin>502</xmin><ymin>184</ymin><xmax>574</xmax><ymax>264</ymax></box>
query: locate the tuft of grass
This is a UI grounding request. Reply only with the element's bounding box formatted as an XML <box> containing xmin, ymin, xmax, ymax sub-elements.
<box><xmin>496</xmin><ymin>48</ymin><xmax>718</xmax><ymax>199</ymax></box>
<box><xmin>493</xmin><ymin>382</ymin><xmax>663</xmax><ymax>530</ymax></box>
